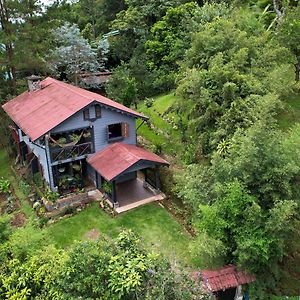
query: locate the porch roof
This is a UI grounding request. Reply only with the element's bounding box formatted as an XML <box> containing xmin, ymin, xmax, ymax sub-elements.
<box><xmin>200</xmin><ymin>265</ymin><xmax>255</xmax><ymax>293</ymax></box>
<box><xmin>87</xmin><ymin>143</ymin><xmax>169</xmax><ymax>181</ymax></box>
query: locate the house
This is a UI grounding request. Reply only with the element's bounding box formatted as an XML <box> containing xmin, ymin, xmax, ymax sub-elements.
<box><xmin>193</xmin><ymin>265</ymin><xmax>255</xmax><ymax>300</ymax></box>
<box><xmin>2</xmin><ymin>75</ymin><xmax>169</xmax><ymax>208</ymax></box>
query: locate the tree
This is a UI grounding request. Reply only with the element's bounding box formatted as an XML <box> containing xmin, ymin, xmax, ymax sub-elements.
<box><xmin>277</xmin><ymin>6</ymin><xmax>300</xmax><ymax>81</ymax></box>
<box><xmin>196</xmin><ymin>181</ymin><xmax>297</xmax><ymax>296</ymax></box>
<box><xmin>145</xmin><ymin>2</ymin><xmax>229</xmax><ymax>91</ymax></box>
<box><xmin>49</xmin><ymin>22</ymin><xmax>99</xmax><ymax>83</ymax></box>
<box><xmin>106</xmin><ymin>63</ymin><xmax>138</xmax><ymax>106</ymax></box>
<box><xmin>0</xmin><ymin>0</ymin><xmax>50</xmax><ymax>95</ymax></box>
<box><xmin>176</xmin><ymin>10</ymin><xmax>291</xmax><ymax>155</ymax></box>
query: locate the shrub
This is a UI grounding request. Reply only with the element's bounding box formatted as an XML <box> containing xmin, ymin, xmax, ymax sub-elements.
<box><xmin>0</xmin><ymin>178</ymin><xmax>10</xmax><ymax>194</ymax></box>
<box><xmin>0</xmin><ymin>215</ymin><xmax>11</xmax><ymax>243</ymax></box>
<box><xmin>19</xmin><ymin>180</ymin><xmax>31</xmax><ymax>196</ymax></box>
<box><xmin>144</xmin><ymin>97</ymin><xmax>154</xmax><ymax>108</ymax></box>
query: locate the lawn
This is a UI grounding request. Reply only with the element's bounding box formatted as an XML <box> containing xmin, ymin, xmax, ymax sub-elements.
<box><xmin>0</xmin><ymin>148</ymin><xmax>195</xmax><ymax>266</ymax></box>
<box><xmin>46</xmin><ymin>201</ymin><xmax>195</xmax><ymax>266</ymax></box>
<box><xmin>136</xmin><ymin>93</ymin><xmax>185</xmax><ymax>157</ymax></box>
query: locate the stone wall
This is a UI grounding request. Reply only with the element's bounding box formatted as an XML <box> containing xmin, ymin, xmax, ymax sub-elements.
<box><xmin>43</xmin><ymin>191</ymin><xmax>91</xmax><ymax>213</ymax></box>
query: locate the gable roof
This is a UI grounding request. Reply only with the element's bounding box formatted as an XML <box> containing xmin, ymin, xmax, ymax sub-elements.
<box><xmin>87</xmin><ymin>142</ymin><xmax>169</xmax><ymax>181</ymax></box>
<box><xmin>2</xmin><ymin>77</ymin><xmax>147</xmax><ymax>141</ymax></box>
<box><xmin>201</xmin><ymin>265</ymin><xmax>255</xmax><ymax>293</ymax></box>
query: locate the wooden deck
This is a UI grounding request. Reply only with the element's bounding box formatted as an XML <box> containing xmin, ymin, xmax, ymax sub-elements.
<box><xmin>115</xmin><ymin>178</ymin><xmax>165</xmax><ymax>213</ymax></box>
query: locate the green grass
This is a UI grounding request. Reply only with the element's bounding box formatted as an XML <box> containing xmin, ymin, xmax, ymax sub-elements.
<box><xmin>46</xmin><ymin>202</ymin><xmax>194</xmax><ymax>265</ymax></box>
<box><xmin>137</xmin><ymin>93</ymin><xmax>185</xmax><ymax>156</ymax></box>
<box><xmin>0</xmin><ymin>148</ymin><xmax>194</xmax><ymax>266</ymax></box>
<box><xmin>278</xmin><ymin>93</ymin><xmax>300</xmax><ymax>130</ymax></box>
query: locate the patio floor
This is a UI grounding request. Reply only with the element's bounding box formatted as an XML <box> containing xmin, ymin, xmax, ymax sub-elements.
<box><xmin>115</xmin><ymin>178</ymin><xmax>165</xmax><ymax>213</ymax></box>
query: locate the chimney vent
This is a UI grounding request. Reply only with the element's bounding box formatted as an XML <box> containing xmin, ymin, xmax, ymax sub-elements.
<box><xmin>27</xmin><ymin>75</ymin><xmax>42</xmax><ymax>92</ymax></box>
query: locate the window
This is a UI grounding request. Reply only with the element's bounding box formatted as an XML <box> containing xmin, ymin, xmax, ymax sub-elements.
<box><xmin>83</xmin><ymin>109</ymin><xmax>90</xmax><ymax>120</ymax></box>
<box><xmin>107</xmin><ymin>122</ymin><xmax>129</xmax><ymax>141</ymax></box>
<box><xmin>95</xmin><ymin>104</ymin><xmax>101</xmax><ymax>118</ymax></box>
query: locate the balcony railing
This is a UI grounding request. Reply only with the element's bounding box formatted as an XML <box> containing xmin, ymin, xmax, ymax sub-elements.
<box><xmin>50</xmin><ymin>142</ymin><xmax>92</xmax><ymax>162</ymax></box>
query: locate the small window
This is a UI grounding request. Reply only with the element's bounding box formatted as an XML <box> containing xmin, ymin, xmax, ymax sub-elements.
<box><xmin>95</xmin><ymin>104</ymin><xmax>101</xmax><ymax>118</ymax></box>
<box><xmin>83</xmin><ymin>109</ymin><xmax>90</xmax><ymax>120</ymax></box>
<box><xmin>108</xmin><ymin>123</ymin><xmax>123</xmax><ymax>141</ymax></box>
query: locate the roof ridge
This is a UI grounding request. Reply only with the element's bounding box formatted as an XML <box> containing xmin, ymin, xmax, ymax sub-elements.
<box><xmin>121</xmin><ymin>143</ymin><xmax>142</xmax><ymax>161</ymax></box>
<box><xmin>44</xmin><ymin>77</ymin><xmax>93</xmax><ymax>102</ymax></box>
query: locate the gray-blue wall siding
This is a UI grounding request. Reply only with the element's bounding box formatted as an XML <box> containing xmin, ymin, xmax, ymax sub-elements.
<box><xmin>51</xmin><ymin>105</ymin><xmax>137</xmax><ymax>152</ymax></box>
<box><xmin>18</xmin><ymin>129</ymin><xmax>51</xmax><ymax>186</ymax></box>
<box><xmin>48</xmin><ymin>104</ymin><xmax>137</xmax><ymax>190</ymax></box>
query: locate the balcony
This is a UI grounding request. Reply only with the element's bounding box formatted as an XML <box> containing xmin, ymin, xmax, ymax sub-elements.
<box><xmin>50</xmin><ymin>142</ymin><xmax>93</xmax><ymax>162</ymax></box>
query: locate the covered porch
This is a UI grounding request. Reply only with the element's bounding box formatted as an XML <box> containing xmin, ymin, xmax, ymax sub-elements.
<box><xmin>87</xmin><ymin>143</ymin><xmax>169</xmax><ymax>211</ymax></box>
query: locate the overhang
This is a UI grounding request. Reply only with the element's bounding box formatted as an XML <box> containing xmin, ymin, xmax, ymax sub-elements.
<box><xmin>87</xmin><ymin>143</ymin><xmax>169</xmax><ymax>181</ymax></box>
<box><xmin>2</xmin><ymin>77</ymin><xmax>148</xmax><ymax>141</ymax></box>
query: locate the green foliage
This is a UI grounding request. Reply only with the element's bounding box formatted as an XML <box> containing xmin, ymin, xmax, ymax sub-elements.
<box><xmin>43</xmin><ymin>187</ymin><xmax>60</xmax><ymax>203</ymax></box>
<box><xmin>8</xmin><ymin>222</ymin><xmax>51</xmax><ymax>261</ymax></box>
<box><xmin>277</xmin><ymin>6</ymin><xmax>300</xmax><ymax>81</ymax></box>
<box><xmin>145</xmin><ymin>2</ymin><xmax>229</xmax><ymax>91</ymax></box>
<box><xmin>0</xmin><ymin>246</ymin><xmax>67</xmax><ymax>300</ymax></box>
<box><xmin>58</xmin><ymin>239</ymin><xmax>112</xmax><ymax>299</ymax></box>
<box><xmin>0</xmin><ymin>178</ymin><xmax>10</xmax><ymax>194</ymax></box>
<box><xmin>102</xmin><ymin>181</ymin><xmax>113</xmax><ymax>196</ymax></box>
<box><xmin>176</xmin><ymin>10</ymin><xmax>291</xmax><ymax>155</ymax></box>
<box><xmin>18</xmin><ymin>180</ymin><xmax>31</xmax><ymax>197</ymax></box>
<box><xmin>106</xmin><ymin>64</ymin><xmax>138</xmax><ymax>106</ymax></box>
<box><xmin>0</xmin><ymin>215</ymin><xmax>12</xmax><ymax>243</ymax></box>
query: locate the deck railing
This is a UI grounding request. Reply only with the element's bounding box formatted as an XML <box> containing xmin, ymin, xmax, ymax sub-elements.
<box><xmin>50</xmin><ymin>142</ymin><xmax>92</xmax><ymax>162</ymax></box>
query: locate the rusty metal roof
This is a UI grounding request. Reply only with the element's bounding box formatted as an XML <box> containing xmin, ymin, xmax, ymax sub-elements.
<box><xmin>201</xmin><ymin>265</ymin><xmax>255</xmax><ymax>292</ymax></box>
<box><xmin>2</xmin><ymin>77</ymin><xmax>147</xmax><ymax>141</ymax></box>
<box><xmin>87</xmin><ymin>142</ymin><xmax>169</xmax><ymax>181</ymax></box>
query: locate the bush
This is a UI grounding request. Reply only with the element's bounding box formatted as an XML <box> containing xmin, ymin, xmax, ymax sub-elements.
<box><xmin>19</xmin><ymin>180</ymin><xmax>31</xmax><ymax>196</ymax></box>
<box><xmin>8</xmin><ymin>221</ymin><xmax>52</xmax><ymax>261</ymax></box>
<box><xmin>144</xmin><ymin>97</ymin><xmax>154</xmax><ymax>108</ymax></box>
<box><xmin>0</xmin><ymin>178</ymin><xmax>10</xmax><ymax>194</ymax></box>
<box><xmin>0</xmin><ymin>215</ymin><xmax>11</xmax><ymax>243</ymax></box>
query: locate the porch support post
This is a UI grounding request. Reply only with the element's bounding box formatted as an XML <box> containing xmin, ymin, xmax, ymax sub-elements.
<box><xmin>112</xmin><ymin>180</ymin><xmax>117</xmax><ymax>203</ymax></box>
<box><xmin>144</xmin><ymin>168</ymin><xmax>148</xmax><ymax>183</ymax></box>
<box><xmin>155</xmin><ymin>166</ymin><xmax>160</xmax><ymax>190</ymax></box>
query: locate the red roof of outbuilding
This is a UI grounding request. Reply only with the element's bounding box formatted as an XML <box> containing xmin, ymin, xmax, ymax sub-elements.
<box><xmin>201</xmin><ymin>265</ymin><xmax>255</xmax><ymax>292</ymax></box>
<box><xmin>87</xmin><ymin>142</ymin><xmax>169</xmax><ymax>181</ymax></box>
<box><xmin>2</xmin><ymin>77</ymin><xmax>147</xmax><ymax>141</ymax></box>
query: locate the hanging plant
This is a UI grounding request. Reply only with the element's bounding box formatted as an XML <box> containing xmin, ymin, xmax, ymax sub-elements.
<box><xmin>70</xmin><ymin>133</ymin><xmax>81</xmax><ymax>143</ymax></box>
<box><xmin>72</xmin><ymin>164</ymin><xmax>81</xmax><ymax>171</ymax></box>
<box><xmin>102</xmin><ymin>181</ymin><xmax>112</xmax><ymax>196</ymax></box>
<box><xmin>83</xmin><ymin>131</ymin><xmax>91</xmax><ymax>138</ymax></box>
<box><xmin>57</xmin><ymin>137</ymin><xmax>67</xmax><ymax>145</ymax></box>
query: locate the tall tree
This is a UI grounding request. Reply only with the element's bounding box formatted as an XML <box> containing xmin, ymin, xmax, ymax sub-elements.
<box><xmin>277</xmin><ymin>6</ymin><xmax>300</xmax><ymax>81</ymax></box>
<box><xmin>48</xmin><ymin>22</ymin><xmax>99</xmax><ymax>84</ymax></box>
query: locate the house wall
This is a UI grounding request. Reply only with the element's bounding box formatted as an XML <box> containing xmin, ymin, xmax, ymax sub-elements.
<box><xmin>18</xmin><ymin>129</ymin><xmax>52</xmax><ymax>186</ymax></box>
<box><xmin>51</xmin><ymin>104</ymin><xmax>137</xmax><ymax>153</ymax></box>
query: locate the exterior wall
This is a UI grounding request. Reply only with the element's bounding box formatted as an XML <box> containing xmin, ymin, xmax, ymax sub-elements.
<box><xmin>17</xmin><ymin>104</ymin><xmax>138</xmax><ymax>191</ymax></box>
<box><xmin>18</xmin><ymin>129</ymin><xmax>51</xmax><ymax>185</ymax></box>
<box><xmin>51</xmin><ymin>104</ymin><xmax>137</xmax><ymax>153</ymax></box>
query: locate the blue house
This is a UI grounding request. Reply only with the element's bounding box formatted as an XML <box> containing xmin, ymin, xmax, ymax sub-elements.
<box><xmin>2</xmin><ymin>76</ymin><xmax>169</xmax><ymax>208</ymax></box>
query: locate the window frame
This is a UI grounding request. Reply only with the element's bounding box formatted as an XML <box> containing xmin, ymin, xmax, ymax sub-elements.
<box><xmin>83</xmin><ymin>108</ymin><xmax>90</xmax><ymax>120</ymax></box>
<box><xmin>107</xmin><ymin>122</ymin><xmax>127</xmax><ymax>142</ymax></box>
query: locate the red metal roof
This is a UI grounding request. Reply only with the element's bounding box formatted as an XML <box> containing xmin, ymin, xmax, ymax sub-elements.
<box><xmin>87</xmin><ymin>142</ymin><xmax>169</xmax><ymax>181</ymax></box>
<box><xmin>2</xmin><ymin>77</ymin><xmax>147</xmax><ymax>141</ymax></box>
<box><xmin>201</xmin><ymin>265</ymin><xmax>255</xmax><ymax>292</ymax></box>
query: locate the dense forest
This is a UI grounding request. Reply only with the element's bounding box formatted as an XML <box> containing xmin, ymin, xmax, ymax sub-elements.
<box><xmin>1</xmin><ymin>0</ymin><xmax>300</xmax><ymax>299</ymax></box>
